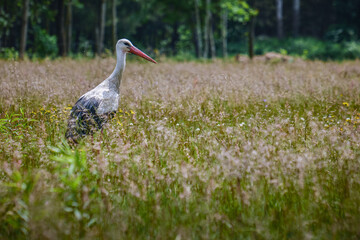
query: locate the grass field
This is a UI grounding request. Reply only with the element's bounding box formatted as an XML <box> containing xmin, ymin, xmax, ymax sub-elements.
<box><xmin>0</xmin><ymin>58</ymin><xmax>360</xmax><ymax>239</ymax></box>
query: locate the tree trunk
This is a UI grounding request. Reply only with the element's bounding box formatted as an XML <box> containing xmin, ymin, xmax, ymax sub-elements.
<box><xmin>60</xmin><ymin>0</ymin><xmax>67</xmax><ymax>56</ymax></box>
<box><xmin>194</xmin><ymin>0</ymin><xmax>202</xmax><ymax>58</ymax></box>
<box><xmin>248</xmin><ymin>0</ymin><xmax>256</xmax><ymax>59</ymax></box>
<box><xmin>248</xmin><ymin>16</ymin><xmax>255</xmax><ymax>59</ymax></box>
<box><xmin>293</xmin><ymin>0</ymin><xmax>300</xmax><ymax>37</ymax></box>
<box><xmin>208</xmin><ymin>0</ymin><xmax>215</xmax><ymax>58</ymax></box>
<box><xmin>98</xmin><ymin>0</ymin><xmax>107</xmax><ymax>55</ymax></box>
<box><xmin>95</xmin><ymin>27</ymin><xmax>100</xmax><ymax>55</ymax></box>
<box><xmin>19</xmin><ymin>0</ymin><xmax>30</xmax><ymax>60</ymax></box>
<box><xmin>203</xmin><ymin>0</ymin><xmax>210</xmax><ymax>58</ymax></box>
<box><xmin>112</xmin><ymin>0</ymin><xmax>117</xmax><ymax>52</ymax></box>
<box><xmin>221</xmin><ymin>8</ymin><xmax>228</xmax><ymax>58</ymax></box>
<box><xmin>209</xmin><ymin>17</ymin><xmax>216</xmax><ymax>59</ymax></box>
<box><xmin>276</xmin><ymin>0</ymin><xmax>283</xmax><ymax>39</ymax></box>
<box><xmin>66</xmin><ymin>0</ymin><xmax>72</xmax><ymax>54</ymax></box>
<box><xmin>171</xmin><ymin>22</ymin><xmax>179</xmax><ymax>55</ymax></box>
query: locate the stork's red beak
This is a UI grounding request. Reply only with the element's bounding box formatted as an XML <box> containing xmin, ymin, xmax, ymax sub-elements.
<box><xmin>129</xmin><ymin>46</ymin><xmax>157</xmax><ymax>64</ymax></box>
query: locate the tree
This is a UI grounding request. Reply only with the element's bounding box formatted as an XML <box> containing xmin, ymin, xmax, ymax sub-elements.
<box><xmin>202</xmin><ymin>0</ymin><xmax>215</xmax><ymax>59</ymax></box>
<box><xmin>19</xmin><ymin>0</ymin><xmax>30</xmax><ymax>60</ymax></box>
<box><xmin>58</xmin><ymin>0</ymin><xmax>67</xmax><ymax>56</ymax></box>
<box><xmin>96</xmin><ymin>0</ymin><xmax>107</xmax><ymax>55</ymax></box>
<box><xmin>194</xmin><ymin>0</ymin><xmax>203</xmax><ymax>58</ymax></box>
<box><xmin>248</xmin><ymin>0</ymin><xmax>257</xmax><ymax>59</ymax></box>
<box><xmin>66</xmin><ymin>0</ymin><xmax>73</xmax><ymax>54</ymax></box>
<box><xmin>221</xmin><ymin>7</ymin><xmax>228</xmax><ymax>57</ymax></box>
<box><xmin>276</xmin><ymin>0</ymin><xmax>283</xmax><ymax>38</ymax></box>
<box><xmin>222</xmin><ymin>0</ymin><xmax>258</xmax><ymax>58</ymax></box>
<box><xmin>209</xmin><ymin>13</ymin><xmax>216</xmax><ymax>58</ymax></box>
<box><xmin>112</xmin><ymin>0</ymin><xmax>117</xmax><ymax>51</ymax></box>
<box><xmin>293</xmin><ymin>0</ymin><xmax>300</xmax><ymax>37</ymax></box>
<box><xmin>203</xmin><ymin>0</ymin><xmax>210</xmax><ymax>58</ymax></box>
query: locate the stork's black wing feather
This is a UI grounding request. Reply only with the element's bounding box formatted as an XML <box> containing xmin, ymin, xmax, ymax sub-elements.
<box><xmin>72</xmin><ymin>96</ymin><xmax>102</xmax><ymax>127</ymax></box>
<box><xmin>65</xmin><ymin>96</ymin><xmax>115</xmax><ymax>143</ymax></box>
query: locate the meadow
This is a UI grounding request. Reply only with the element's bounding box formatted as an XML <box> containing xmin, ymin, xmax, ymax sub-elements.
<box><xmin>0</xmin><ymin>58</ymin><xmax>360</xmax><ymax>239</ymax></box>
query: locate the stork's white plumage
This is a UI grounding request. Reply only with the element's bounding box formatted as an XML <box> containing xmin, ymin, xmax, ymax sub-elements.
<box><xmin>65</xmin><ymin>39</ymin><xmax>156</xmax><ymax>144</ymax></box>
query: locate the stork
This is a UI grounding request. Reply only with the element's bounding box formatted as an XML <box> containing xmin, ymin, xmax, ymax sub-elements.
<box><xmin>65</xmin><ymin>39</ymin><xmax>156</xmax><ymax>144</ymax></box>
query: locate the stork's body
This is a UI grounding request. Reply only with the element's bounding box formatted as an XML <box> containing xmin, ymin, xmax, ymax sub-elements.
<box><xmin>65</xmin><ymin>39</ymin><xmax>156</xmax><ymax>144</ymax></box>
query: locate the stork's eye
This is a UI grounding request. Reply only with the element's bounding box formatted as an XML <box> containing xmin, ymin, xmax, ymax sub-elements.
<box><xmin>124</xmin><ymin>42</ymin><xmax>130</xmax><ymax>47</ymax></box>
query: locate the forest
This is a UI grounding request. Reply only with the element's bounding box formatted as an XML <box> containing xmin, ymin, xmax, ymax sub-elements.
<box><xmin>1</xmin><ymin>0</ymin><xmax>360</xmax><ymax>60</ymax></box>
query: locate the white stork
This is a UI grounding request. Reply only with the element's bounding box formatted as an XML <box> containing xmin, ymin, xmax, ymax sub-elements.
<box><xmin>65</xmin><ymin>39</ymin><xmax>156</xmax><ymax>144</ymax></box>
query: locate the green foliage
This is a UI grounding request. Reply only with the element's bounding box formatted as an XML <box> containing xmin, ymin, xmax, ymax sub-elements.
<box><xmin>0</xmin><ymin>171</ymin><xmax>38</xmax><ymax>239</ymax></box>
<box><xmin>0</xmin><ymin>108</ymin><xmax>37</xmax><ymax>141</ymax></box>
<box><xmin>30</xmin><ymin>26</ymin><xmax>58</xmax><ymax>58</ymax></box>
<box><xmin>222</xmin><ymin>0</ymin><xmax>258</xmax><ymax>23</ymax></box>
<box><xmin>170</xmin><ymin>52</ymin><xmax>197</xmax><ymax>62</ymax></box>
<box><xmin>325</xmin><ymin>25</ymin><xmax>358</xmax><ymax>43</ymax></box>
<box><xmin>49</xmin><ymin>144</ymin><xmax>102</xmax><ymax>237</ymax></box>
<box><xmin>0</xmin><ymin>47</ymin><xmax>18</xmax><ymax>60</ymax></box>
<box><xmin>229</xmin><ymin>37</ymin><xmax>360</xmax><ymax>60</ymax></box>
<box><xmin>77</xmin><ymin>37</ymin><xmax>95</xmax><ymax>58</ymax></box>
<box><xmin>0</xmin><ymin>7</ymin><xmax>17</xmax><ymax>40</ymax></box>
<box><xmin>344</xmin><ymin>41</ymin><xmax>360</xmax><ymax>59</ymax></box>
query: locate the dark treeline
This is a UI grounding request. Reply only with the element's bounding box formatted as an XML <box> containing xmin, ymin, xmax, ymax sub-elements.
<box><xmin>1</xmin><ymin>0</ymin><xmax>360</xmax><ymax>59</ymax></box>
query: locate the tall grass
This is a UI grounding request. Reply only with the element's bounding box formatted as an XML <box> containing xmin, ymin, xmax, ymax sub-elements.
<box><xmin>0</xmin><ymin>58</ymin><xmax>360</xmax><ymax>239</ymax></box>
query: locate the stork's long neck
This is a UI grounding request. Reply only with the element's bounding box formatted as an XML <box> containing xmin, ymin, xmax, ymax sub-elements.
<box><xmin>108</xmin><ymin>49</ymin><xmax>126</xmax><ymax>92</ymax></box>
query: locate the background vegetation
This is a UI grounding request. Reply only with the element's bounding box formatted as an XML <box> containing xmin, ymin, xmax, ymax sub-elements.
<box><xmin>1</xmin><ymin>0</ymin><xmax>360</xmax><ymax>60</ymax></box>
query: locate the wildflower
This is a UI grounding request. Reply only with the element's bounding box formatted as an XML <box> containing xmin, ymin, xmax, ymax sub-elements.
<box><xmin>130</xmin><ymin>110</ymin><xmax>135</xmax><ymax>114</ymax></box>
<box><xmin>119</xmin><ymin>109</ymin><xmax>123</xmax><ymax>113</ymax></box>
<box><xmin>343</xmin><ymin>102</ymin><xmax>349</xmax><ymax>107</ymax></box>
<box><xmin>239</xmin><ymin>122</ymin><xmax>245</xmax><ymax>127</ymax></box>
<box><xmin>129</xmin><ymin>123</ymin><xmax>133</xmax><ymax>126</ymax></box>
<box><xmin>195</xmin><ymin>128</ymin><xmax>200</xmax><ymax>131</ymax></box>
<box><xmin>346</xmin><ymin>118</ymin><xmax>351</xmax><ymax>122</ymax></box>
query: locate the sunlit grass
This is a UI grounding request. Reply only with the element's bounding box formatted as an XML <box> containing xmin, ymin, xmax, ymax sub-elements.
<box><xmin>0</xmin><ymin>58</ymin><xmax>360</xmax><ymax>239</ymax></box>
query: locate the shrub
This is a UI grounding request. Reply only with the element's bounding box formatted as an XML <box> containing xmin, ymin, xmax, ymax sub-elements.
<box><xmin>0</xmin><ymin>47</ymin><xmax>18</xmax><ymax>60</ymax></box>
<box><xmin>30</xmin><ymin>26</ymin><xmax>58</xmax><ymax>58</ymax></box>
<box><xmin>229</xmin><ymin>37</ymin><xmax>360</xmax><ymax>60</ymax></box>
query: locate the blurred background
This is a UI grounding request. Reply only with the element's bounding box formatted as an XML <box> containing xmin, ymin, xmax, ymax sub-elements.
<box><xmin>1</xmin><ymin>0</ymin><xmax>360</xmax><ymax>60</ymax></box>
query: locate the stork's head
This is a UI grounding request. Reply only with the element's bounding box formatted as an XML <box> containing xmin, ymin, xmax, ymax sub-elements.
<box><xmin>116</xmin><ymin>39</ymin><xmax>157</xmax><ymax>64</ymax></box>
